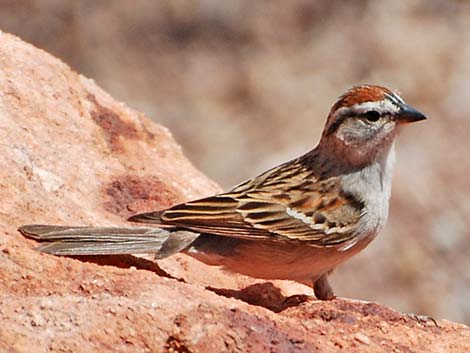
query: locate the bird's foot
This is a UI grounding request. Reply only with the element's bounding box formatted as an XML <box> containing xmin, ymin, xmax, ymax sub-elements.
<box><xmin>282</xmin><ymin>294</ymin><xmax>314</xmax><ymax>308</ymax></box>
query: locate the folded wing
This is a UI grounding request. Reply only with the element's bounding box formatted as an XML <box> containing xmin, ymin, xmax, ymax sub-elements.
<box><xmin>129</xmin><ymin>159</ymin><xmax>363</xmax><ymax>247</ymax></box>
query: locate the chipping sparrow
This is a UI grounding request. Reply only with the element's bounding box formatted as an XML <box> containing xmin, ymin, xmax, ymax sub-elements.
<box><xmin>19</xmin><ymin>85</ymin><xmax>427</xmax><ymax>300</ymax></box>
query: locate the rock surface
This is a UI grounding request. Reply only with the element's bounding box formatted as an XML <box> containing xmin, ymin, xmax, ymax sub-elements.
<box><xmin>0</xmin><ymin>31</ymin><xmax>468</xmax><ymax>353</ymax></box>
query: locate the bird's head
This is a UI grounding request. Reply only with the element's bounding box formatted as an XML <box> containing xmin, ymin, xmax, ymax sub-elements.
<box><xmin>319</xmin><ymin>85</ymin><xmax>427</xmax><ymax>167</ymax></box>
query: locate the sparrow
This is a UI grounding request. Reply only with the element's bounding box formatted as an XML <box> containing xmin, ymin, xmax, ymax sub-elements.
<box><xmin>18</xmin><ymin>85</ymin><xmax>427</xmax><ymax>300</ymax></box>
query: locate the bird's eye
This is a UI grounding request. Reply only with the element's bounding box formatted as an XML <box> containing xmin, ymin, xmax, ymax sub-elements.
<box><xmin>364</xmin><ymin>110</ymin><xmax>381</xmax><ymax>122</ymax></box>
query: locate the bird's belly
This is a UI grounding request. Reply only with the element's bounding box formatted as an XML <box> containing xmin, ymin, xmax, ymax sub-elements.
<box><xmin>185</xmin><ymin>235</ymin><xmax>371</xmax><ymax>283</ymax></box>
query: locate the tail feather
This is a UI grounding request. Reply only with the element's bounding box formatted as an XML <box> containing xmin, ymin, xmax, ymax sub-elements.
<box><xmin>36</xmin><ymin>239</ymin><xmax>170</xmax><ymax>256</ymax></box>
<box><xmin>18</xmin><ymin>224</ymin><xmax>197</xmax><ymax>257</ymax></box>
<box><xmin>19</xmin><ymin>225</ymin><xmax>168</xmax><ymax>242</ymax></box>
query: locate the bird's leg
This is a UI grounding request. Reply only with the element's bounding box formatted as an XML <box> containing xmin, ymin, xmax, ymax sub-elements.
<box><xmin>282</xmin><ymin>271</ymin><xmax>336</xmax><ymax>307</ymax></box>
<box><xmin>313</xmin><ymin>272</ymin><xmax>336</xmax><ymax>300</ymax></box>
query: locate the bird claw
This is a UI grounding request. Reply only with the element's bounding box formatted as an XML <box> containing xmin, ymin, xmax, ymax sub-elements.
<box><xmin>282</xmin><ymin>294</ymin><xmax>313</xmax><ymax>307</ymax></box>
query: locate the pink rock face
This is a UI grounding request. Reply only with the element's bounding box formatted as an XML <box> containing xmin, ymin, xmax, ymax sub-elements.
<box><xmin>0</xmin><ymin>31</ymin><xmax>468</xmax><ymax>352</ymax></box>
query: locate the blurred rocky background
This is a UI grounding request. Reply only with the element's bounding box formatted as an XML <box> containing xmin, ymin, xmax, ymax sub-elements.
<box><xmin>0</xmin><ymin>0</ymin><xmax>468</xmax><ymax>323</ymax></box>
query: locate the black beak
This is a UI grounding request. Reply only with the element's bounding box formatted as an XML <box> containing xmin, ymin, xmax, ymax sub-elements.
<box><xmin>396</xmin><ymin>104</ymin><xmax>427</xmax><ymax>124</ymax></box>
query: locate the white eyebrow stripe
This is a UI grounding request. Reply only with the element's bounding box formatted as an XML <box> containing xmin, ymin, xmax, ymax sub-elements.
<box><xmin>352</xmin><ymin>100</ymin><xmax>400</xmax><ymax>114</ymax></box>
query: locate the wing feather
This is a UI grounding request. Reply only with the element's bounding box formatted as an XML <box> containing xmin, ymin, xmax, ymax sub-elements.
<box><xmin>128</xmin><ymin>158</ymin><xmax>363</xmax><ymax>246</ymax></box>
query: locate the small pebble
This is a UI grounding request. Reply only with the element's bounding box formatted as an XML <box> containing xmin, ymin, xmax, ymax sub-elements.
<box><xmin>353</xmin><ymin>332</ymin><xmax>371</xmax><ymax>345</ymax></box>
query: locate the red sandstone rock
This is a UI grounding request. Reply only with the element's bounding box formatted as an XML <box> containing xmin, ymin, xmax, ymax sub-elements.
<box><xmin>0</xmin><ymin>31</ymin><xmax>468</xmax><ymax>352</ymax></box>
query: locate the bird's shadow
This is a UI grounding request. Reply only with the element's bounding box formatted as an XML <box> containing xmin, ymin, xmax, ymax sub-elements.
<box><xmin>206</xmin><ymin>282</ymin><xmax>312</xmax><ymax>313</ymax></box>
<box><xmin>70</xmin><ymin>254</ymin><xmax>179</xmax><ymax>281</ymax></box>
<box><xmin>67</xmin><ymin>255</ymin><xmax>310</xmax><ymax>311</ymax></box>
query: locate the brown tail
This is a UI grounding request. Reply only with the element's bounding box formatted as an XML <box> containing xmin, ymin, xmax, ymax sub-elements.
<box><xmin>18</xmin><ymin>224</ymin><xmax>199</xmax><ymax>257</ymax></box>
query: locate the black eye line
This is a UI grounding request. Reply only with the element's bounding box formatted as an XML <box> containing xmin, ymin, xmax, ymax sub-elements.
<box><xmin>325</xmin><ymin>116</ymin><xmax>346</xmax><ymax>135</ymax></box>
<box><xmin>326</xmin><ymin>109</ymin><xmax>385</xmax><ymax>135</ymax></box>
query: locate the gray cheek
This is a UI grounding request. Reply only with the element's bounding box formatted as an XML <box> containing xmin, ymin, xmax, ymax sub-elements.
<box><xmin>336</xmin><ymin>122</ymin><xmax>378</xmax><ymax>145</ymax></box>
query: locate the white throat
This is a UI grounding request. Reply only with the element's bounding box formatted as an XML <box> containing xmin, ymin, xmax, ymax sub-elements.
<box><xmin>338</xmin><ymin>141</ymin><xmax>396</xmax><ymax>250</ymax></box>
